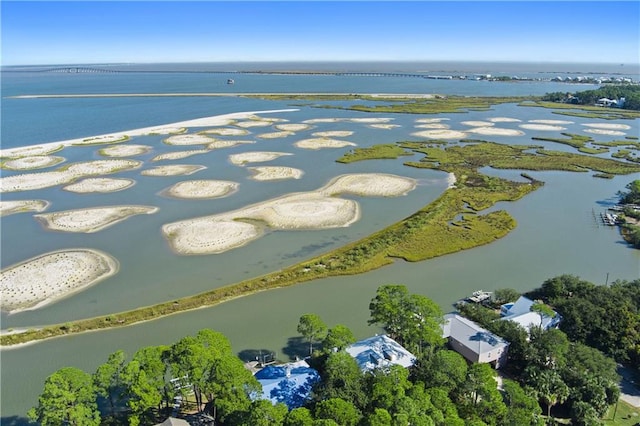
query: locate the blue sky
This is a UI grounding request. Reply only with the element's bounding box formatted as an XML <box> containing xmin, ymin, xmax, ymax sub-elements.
<box><xmin>2</xmin><ymin>1</ymin><xmax>639</xmax><ymax>65</ymax></box>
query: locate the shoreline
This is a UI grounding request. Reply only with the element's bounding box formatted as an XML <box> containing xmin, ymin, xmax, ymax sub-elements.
<box><xmin>0</xmin><ymin>109</ymin><xmax>299</xmax><ymax>158</ymax></box>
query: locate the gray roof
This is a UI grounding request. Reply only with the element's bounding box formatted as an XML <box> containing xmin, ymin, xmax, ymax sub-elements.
<box><xmin>442</xmin><ymin>313</ymin><xmax>508</xmax><ymax>356</ymax></box>
<box><xmin>157</xmin><ymin>417</ymin><xmax>190</xmax><ymax>426</ymax></box>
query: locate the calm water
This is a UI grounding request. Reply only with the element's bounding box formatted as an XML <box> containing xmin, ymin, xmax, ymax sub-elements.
<box><xmin>1</xmin><ymin>62</ymin><xmax>639</xmax><ymax>420</ymax></box>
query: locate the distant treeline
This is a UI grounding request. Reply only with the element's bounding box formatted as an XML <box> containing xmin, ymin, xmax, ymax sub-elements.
<box><xmin>543</xmin><ymin>84</ymin><xmax>640</xmax><ymax>110</ymax></box>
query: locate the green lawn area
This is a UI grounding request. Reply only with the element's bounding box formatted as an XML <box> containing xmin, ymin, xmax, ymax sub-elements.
<box><xmin>602</xmin><ymin>400</ymin><xmax>640</xmax><ymax>425</ymax></box>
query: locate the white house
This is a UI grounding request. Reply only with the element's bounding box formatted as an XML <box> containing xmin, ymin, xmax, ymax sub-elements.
<box><xmin>500</xmin><ymin>296</ymin><xmax>561</xmax><ymax>333</ymax></box>
<box><xmin>345</xmin><ymin>334</ymin><xmax>416</xmax><ymax>372</ymax></box>
<box><xmin>442</xmin><ymin>313</ymin><xmax>509</xmax><ymax>369</ymax></box>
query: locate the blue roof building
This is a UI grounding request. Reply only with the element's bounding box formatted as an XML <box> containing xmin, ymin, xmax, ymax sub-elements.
<box><xmin>253</xmin><ymin>360</ymin><xmax>320</xmax><ymax>409</ymax></box>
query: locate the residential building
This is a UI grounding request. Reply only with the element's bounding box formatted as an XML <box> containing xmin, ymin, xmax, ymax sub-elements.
<box><xmin>500</xmin><ymin>296</ymin><xmax>561</xmax><ymax>333</ymax></box>
<box><xmin>345</xmin><ymin>334</ymin><xmax>417</xmax><ymax>372</ymax></box>
<box><xmin>253</xmin><ymin>360</ymin><xmax>320</xmax><ymax>409</ymax></box>
<box><xmin>441</xmin><ymin>313</ymin><xmax>509</xmax><ymax>369</ymax></box>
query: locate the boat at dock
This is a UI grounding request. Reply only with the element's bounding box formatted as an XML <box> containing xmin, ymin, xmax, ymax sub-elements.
<box><xmin>466</xmin><ymin>290</ymin><xmax>492</xmax><ymax>303</ymax></box>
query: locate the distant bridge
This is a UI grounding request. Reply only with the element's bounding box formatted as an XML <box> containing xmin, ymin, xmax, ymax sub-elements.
<box><xmin>5</xmin><ymin>67</ymin><xmax>430</xmax><ymax>79</ymax></box>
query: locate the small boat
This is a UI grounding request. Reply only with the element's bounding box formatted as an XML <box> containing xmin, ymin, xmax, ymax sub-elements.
<box><xmin>227</xmin><ymin>79</ymin><xmax>235</xmax><ymax>85</ymax></box>
<box><xmin>467</xmin><ymin>290</ymin><xmax>492</xmax><ymax>303</ymax></box>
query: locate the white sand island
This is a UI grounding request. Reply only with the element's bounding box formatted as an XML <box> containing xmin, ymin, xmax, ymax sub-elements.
<box><xmin>412</xmin><ymin>129</ymin><xmax>468</xmax><ymax>139</ymax></box>
<box><xmin>151</xmin><ymin>149</ymin><xmax>209</xmax><ymax>162</ymax></box>
<box><xmin>583</xmin><ymin>129</ymin><xmax>627</xmax><ymax>136</ymax></box>
<box><xmin>582</xmin><ymin>123</ymin><xmax>632</xmax><ymax>130</ymax></box>
<box><xmin>256</xmin><ymin>131</ymin><xmax>295</xmax><ymax>139</ymax></box>
<box><xmin>415</xmin><ymin>123</ymin><xmax>451</xmax><ymax>129</ymax></box>
<box><xmin>164</xmin><ymin>134</ymin><xmax>215</xmax><ymax>146</ymax></box>
<box><xmin>162</xmin><ymin>173</ymin><xmax>416</xmax><ymax>255</ymax></box>
<box><xmin>162</xmin><ymin>180</ymin><xmax>239</xmax><ymax>199</ymax></box>
<box><xmin>312</xmin><ymin>131</ymin><xmax>354</xmax><ymax>137</ymax></box>
<box><xmin>0</xmin><ymin>159</ymin><xmax>141</xmax><ymax>193</ymax></box>
<box><xmin>99</xmin><ymin>144</ymin><xmax>151</xmax><ymax>157</ymax></box>
<box><xmin>248</xmin><ymin>166</ymin><xmax>304</xmax><ymax>181</ymax></box>
<box><xmin>207</xmin><ymin>140</ymin><xmax>255</xmax><ymax>150</ymax></box>
<box><xmin>275</xmin><ymin>123</ymin><xmax>311</xmax><ymax>132</ymax></box>
<box><xmin>488</xmin><ymin>117</ymin><xmax>522</xmax><ymax>123</ymax></box>
<box><xmin>1</xmin><ymin>155</ymin><xmax>65</xmax><ymax>171</ymax></box>
<box><xmin>35</xmin><ymin>205</ymin><xmax>158</xmax><ymax>233</ymax></box>
<box><xmin>229</xmin><ymin>151</ymin><xmax>293</xmax><ymax>166</ymax></box>
<box><xmin>0</xmin><ymin>200</ymin><xmax>50</xmax><ymax>217</ymax></box>
<box><xmin>141</xmin><ymin>165</ymin><xmax>206</xmax><ymax>176</ymax></box>
<box><xmin>63</xmin><ymin>178</ymin><xmax>135</xmax><ymax>193</ymax></box>
<box><xmin>201</xmin><ymin>128</ymin><xmax>250</xmax><ymax>136</ymax></box>
<box><xmin>467</xmin><ymin>127</ymin><xmax>525</xmax><ymax>136</ymax></box>
<box><xmin>461</xmin><ymin>121</ymin><xmax>495</xmax><ymax>127</ymax></box>
<box><xmin>0</xmin><ymin>249</ymin><xmax>119</xmax><ymax>313</ymax></box>
<box><xmin>519</xmin><ymin>124</ymin><xmax>566</xmax><ymax>131</ymax></box>
<box><xmin>294</xmin><ymin>138</ymin><xmax>357</xmax><ymax>150</ymax></box>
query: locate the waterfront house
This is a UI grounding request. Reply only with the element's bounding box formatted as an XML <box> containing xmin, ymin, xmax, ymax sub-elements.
<box><xmin>345</xmin><ymin>334</ymin><xmax>417</xmax><ymax>372</ymax></box>
<box><xmin>253</xmin><ymin>360</ymin><xmax>320</xmax><ymax>409</ymax></box>
<box><xmin>500</xmin><ymin>296</ymin><xmax>561</xmax><ymax>333</ymax></box>
<box><xmin>441</xmin><ymin>313</ymin><xmax>509</xmax><ymax>369</ymax></box>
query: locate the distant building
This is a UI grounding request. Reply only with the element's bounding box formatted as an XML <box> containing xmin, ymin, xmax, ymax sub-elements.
<box><xmin>253</xmin><ymin>360</ymin><xmax>320</xmax><ymax>409</ymax></box>
<box><xmin>441</xmin><ymin>313</ymin><xmax>509</xmax><ymax>369</ymax></box>
<box><xmin>155</xmin><ymin>418</ymin><xmax>190</xmax><ymax>426</ymax></box>
<box><xmin>500</xmin><ymin>296</ymin><xmax>561</xmax><ymax>333</ymax></box>
<box><xmin>345</xmin><ymin>334</ymin><xmax>417</xmax><ymax>372</ymax></box>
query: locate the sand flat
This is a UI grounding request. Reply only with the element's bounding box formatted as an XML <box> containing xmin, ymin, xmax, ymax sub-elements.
<box><xmin>519</xmin><ymin>124</ymin><xmax>566</xmax><ymax>131</ymax></box>
<box><xmin>488</xmin><ymin>117</ymin><xmax>522</xmax><ymax>123</ymax></box>
<box><xmin>461</xmin><ymin>121</ymin><xmax>495</xmax><ymax>127</ymax></box>
<box><xmin>256</xmin><ymin>131</ymin><xmax>295</xmax><ymax>139</ymax></box>
<box><xmin>0</xmin><ymin>200</ymin><xmax>50</xmax><ymax>217</ymax></box>
<box><xmin>141</xmin><ymin>165</ymin><xmax>206</xmax><ymax>176</ymax></box>
<box><xmin>201</xmin><ymin>128</ymin><xmax>250</xmax><ymax>136</ymax></box>
<box><xmin>63</xmin><ymin>178</ymin><xmax>135</xmax><ymax>193</ymax></box>
<box><xmin>0</xmin><ymin>249</ymin><xmax>118</xmax><ymax>313</ymax></box>
<box><xmin>1</xmin><ymin>155</ymin><xmax>65</xmax><ymax>171</ymax></box>
<box><xmin>584</xmin><ymin>129</ymin><xmax>626</xmax><ymax>136</ymax></box>
<box><xmin>294</xmin><ymin>138</ymin><xmax>357</xmax><ymax>150</ymax></box>
<box><xmin>248</xmin><ymin>166</ymin><xmax>304</xmax><ymax>181</ymax></box>
<box><xmin>163</xmin><ymin>180</ymin><xmax>239</xmax><ymax>199</ymax></box>
<box><xmin>151</xmin><ymin>150</ymin><xmax>209</xmax><ymax>162</ymax></box>
<box><xmin>99</xmin><ymin>144</ymin><xmax>151</xmax><ymax>157</ymax></box>
<box><xmin>415</xmin><ymin>123</ymin><xmax>450</xmax><ymax>129</ymax></box>
<box><xmin>275</xmin><ymin>123</ymin><xmax>311</xmax><ymax>132</ymax></box>
<box><xmin>164</xmin><ymin>134</ymin><xmax>215</xmax><ymax>146</ymax></box>
<box><xmin>1</xmin><ymin>144</ymin><xmax>64</xmax><ymax>159</ymax></box>
<box><xmin>467</xmin><ymin>127</ymin><xmax>525</xmax><ymax>136</ymax></box>
<box><xmin>229</xmin><ymin>151</ymin><xmax>293</xmax><ymax>166</ymax></box>
<box><xmin>35</xmin><ymin>205</ymin><xmax>158</xmax><ymax>233</ymax></box>
<box><xmin>312</xmin><ymin>131</ymin><xmax>354</xmax><ymax>137</ymax></box>
<box><xmin>207</xmin><ymin>140</ymin><xmax>255</xmax><ymax>149</ymax></box>
<box><xmin>162</xmin><ymin>173</ymin><xmax>416</xmax><ymax>255</ymax></box>
<box><xmin>412</xmin><ymin>129</ymin><xmax>468</xmax><ymax>139</ymax></box>
<box><xmin>582</xmin><ymin>123</ymin><xmax>632</xmax><ymax>130</ymax></box>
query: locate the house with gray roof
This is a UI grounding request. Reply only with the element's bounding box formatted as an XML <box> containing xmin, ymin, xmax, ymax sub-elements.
<box><xmin>500</xmin><ymin>296</ymin><xmax>561</xmax><ymax>334</ymax></box>
<box><xmin>442</xmin><ymin>313</ymin><xmax>509</xmax><ymax>369</ymax></box>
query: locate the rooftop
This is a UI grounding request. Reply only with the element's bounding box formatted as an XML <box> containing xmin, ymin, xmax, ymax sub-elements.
<box><xmin>345</xmin><ymin>334</ymin><xmax>416</xmax><ymax>372</ymax></box>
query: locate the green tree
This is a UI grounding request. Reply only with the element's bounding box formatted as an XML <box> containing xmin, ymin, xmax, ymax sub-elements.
<box><xmin>415</xmin><ymin>349</ymin><xmax>467</xmax><ymax>392</ymax></box>
<box><xmin>284</xmin><ymin>407</ymin><xmax>315</xmax><ymax>426</ymax></box>
<box><xmin>315</xmin><ymin>398</ymin><xmax>362</xmax><ymax>426</ymax></box>
<box><xmin>317</xmin><ymin>351</ymin><xmax>367</xmax><ymax>409</ymax></box>
<box><xmin>322</xmin><ymin>324</ymin><xmax>356</xmax><ymax>352</ymax></box>
<box><xmin>28</xmin><ymin>367</ymin><xmax>101</xmax><ymax>426</ymax></box>
<box><xmin>368</xmin><ymin>284</ymin><xmax>410</xmax><ymax>341</ymax></box>
<box><xmin>365</xmin><ymin>408</ymin><xmax>392</xmax><ymax>426</ymax></box>
<box><xmin>121</xmin><ymin>360</ymin><xmax>162</xmax><ymax>426</ymax></box>
<box><xmin>297</xmin><ymin>314</ymin><xmax>328</xmax><ymax>356</ymax></box>
<box><xmin>241</xmin><ymin>399</ymin><xmax>288</xmax><ymax>426</ymax></box>
<box><xmin>491</xmin><ymin>288</ymin><xmax>520</xmax><ymax>306</ymax></box>
<box><xmin>501</xmin><ymin>380</ymin><xmax>543</xmax><ymax>426</ymax></box>
<box><xmin>456</xmin><ymin>363</ymin><xmax>506</xmax><ymax>425</ymax></box>
<box><xmin>131</xmin><ymin>345</ymin><xmax>171</xmax><ymax>410</ymax></box>
<box><xmin>619</xmin><ymin>179</ymin><xmax>640</xmax><ymax>205</ymax></box>
<box><xmin>528</xmin><ymin>369</ymin><xmax>569</xmax><ymax>421</ymax></box>
<box><xmin>93</xmin><ymin>350</ymin><xmax>126</xmax><ymax>416</ymax></box>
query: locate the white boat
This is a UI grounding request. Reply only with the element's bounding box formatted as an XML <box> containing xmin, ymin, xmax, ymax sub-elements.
<box><xmin>227</xmin><ymin>79</ymin><xmax>235</xmax><ymax>85</ymax></box>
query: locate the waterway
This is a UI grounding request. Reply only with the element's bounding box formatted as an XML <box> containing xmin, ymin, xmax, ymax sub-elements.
<box><xmin>1</xmin><ymin>62</ymin><xmax>639</xmax><ymax>421</ymax></box>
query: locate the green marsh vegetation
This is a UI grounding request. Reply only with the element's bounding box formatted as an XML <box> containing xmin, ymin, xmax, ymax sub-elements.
<box><xmin>522</xmin><ymin>101</ymin><xmax>640</xmax><ymax>120</ymax></box>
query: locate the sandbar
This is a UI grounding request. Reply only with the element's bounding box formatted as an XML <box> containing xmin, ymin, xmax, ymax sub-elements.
<box><xmin>529</xmin><ymin>119</ymin><xmax>574</xmax><ymax>124</ymax></box>
<box><xmin>248</xmin><ymin>166</ymin><xmax>304</xmax><ymax>181</ymax></box>
<box><xmin>584</xmin><ymin>129</ymin><xmax>626</xmax><ymax>136</ymax></box>
<box><xmin>208</xmin><ymin>140</ymin><xmax>256</xmax><ymax>149</ymax></box>
<box><xmin>295</xmin><ymin>138</ymin><xmax>357</xmax><ymax>150</ymax></box>
<box><xmin>35</xmin><ymin>205</ymin><xmax>158</xmax><ymax>233</ymax></box>
<box><xmin>582</xmin><ymin>123</ymin><xmax>632</xmax><ymax>130</ymax></box>
<box><xmin>415</xmin><ymin>123</ymin><xmax>450</xmax><ymax>129</ymax></box>
<box><xmin>412</xmin><ymin>129</ymin><xmax>468</xmax><ymax>139</ymax></box>
<box><xmin>519</xmin><ymin>124</ymin><xmax>566</xmax><ymax>131</ymax></box>
<box><xmin>234</xmin><ymin>120</ymin><xmax>274</xmax><ymax>128</ymax></box>
<box><xmin>229</xmin><ymin>152</ymin><xmax>293</xmax><ymax>166</ymax></box>
<box><xmin>63</xmin><ymin>178</ymin><xmax>135</xmax><ymax>193</ymax></box>
<box><xmin>370</xmin><ymin>124</ymin><xmax>401</xmax><ymax>129</ymax></box>
<box><xmin>99</xmin><ymin>144</ymin><xmax>151</xmax><ymax>157</ymax></box>
<box><xmin>1</xmin><ymin>155</ymin><xmax>65</xmax><ymax>171</ymax></box>
<box><xmin>461</xmin><ymin>121</ymin><xmax>495</xmax><ymax>127</ymax></box>
<box><xmin>415</xmin><ymin>118</ymin><xmax>450</xmax><ymax>123</ymax></box>
<box><xmin>144</xmin><ymin>127</ymin><xmax>186</xmax><ymax>135</ymax></box>
<box><xmin>256</xmin><ymin>131</ymin><xmax>295</xmax><ymax>139</ymax></box>
<box><xmin>275</xmin><ymin>124</ymin><xmax>311</xmax><ymax>132</ymax></box>
<box><xmin>201</xmin><ymin>128</ymin><xmax>250</xmax><ymax>136</ymax></box>
<box><xmin>0</xmin><ymin>109</ymin><xmax>298</xmax><ymax>159</ymax></box>
<box><xmin>164</xmin><ymin>134</ymin><xmax>215</xmax><ymax>146</ymax></box>
<box><xmin>1</xmin><ymin>144</ymin><xmax>64</xmax><ymax>159</ymax></box>
<box><xmin>0</xmin><ymin>159</ymin><xmax>142</xmax><ymax>193</ymax></box>
<box><xmin>151</xmin><ymin>150</ymin><xmax>209</xmax><ymax>162</ymax></box>
<box><xmin>141</xmin><ymin>165</ymin><xmax>206</xmax><ymax>176</ymax></box>
<box><xmin>0</xmin><ymin>249</ymin><xmax>118</xmax><ymax>313</ymax></box>
<box><xmin>162</xmin><ymin>180</ymin><xmax>239</xmax><ymax>199</ymax></box>
<box><xmin>467</xmin><ymin>127</ymin><xmax>525</xmax><ymax>136</ymax></box>
<box><xmin>303</xmin><ymin>118</ymin><xmax>344</xmax><ymax>124</ymax></box>
<box><xmin>488</xmin><ymin>117</ymin><xmax>522</xmax><ymax>123</ymax></box>
<box><xmin>162</xmin><ymin>172</ymin><xmax>415</xmax><ymax>255</ymax></box>
<box><xmin>0</xmin><ymin>200</ymin><xmax>49</xmax><ymax>217</ymax></box>
<box><xmin>73</xmin><ymin>135</ymin><xmax>129</xmax><ymax>146</ymax></box>
<box><xmin>312</xmin><ymin>131</ymin><xmax>354</xmax><ymax>137</ymax></box>
<box><xmin>349</xmin><ymin>117</ymin><xmax>393</xmax><ymax>123</ymax></box>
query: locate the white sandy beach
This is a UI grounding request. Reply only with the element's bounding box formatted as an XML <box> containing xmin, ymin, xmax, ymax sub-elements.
<box><xmin>583</xmin><ymin>129</ymin><xmax>627</xmax><ymax>136</ymax></box>
<box><xmin>461</xmin><ymin>121</ymin><xmax>495</xmax><ymax>127</ymax></box>
<box><xmin>99</xmin><ymin>144</ymin><xmax>152</xmax><ymax>157</ymax></box>
<box><xmin>207</xmin><ymin>140</ymin><xmax>256</xmax><ymax>149</ymax></box>
<box><xmin>151</xmin><ymin>149</ymin><xmax>209</xmax><ymax>162</ymax></box>
<box><xmin>519</xmin><ymin>124</ymin><xmax>566</xmax><ymax>131</ymax></box>
<box><xmin>415</xmin><ymin>123</ymin><xmax>451</xmax><ymax>129</ymax></box>
<box><xmin>164</xmin><ymin>134</ymin><xmax>215</xmax><ymax>146</ymax></box>
<box><xmin>201</xmin><ymin>128</ymin><xmax>250</xmax><ymax>136</ymax></box>
<box><xmin>488</xmin><ymin>117</ymin><xmax>522</xmax><ymax>123</ymax></box>
<box><xmin>0</xmin><ymin>249</ymin><xmax>119</xmax><ymax>313</ymax></box>
<box><xmin>35</xmin><ymin>206</ymin><xmax>158</xmax><ymax>233</ymax></box>
<box><xmin>163</xmin><ymin>180</ymin><xmax>239</xmax><ymax>199</ymax></box>
<box><xmin>529</xmin><ymin>119</ymin><xmax>574</xmax><ymax>124</ymax></box>
<box><xmin>467</xmin><ymin>127</ymin><xmax>525</xmax><ymax>136</ymax></box>
<box><xmin>582</xmin><ymin>123</ymin><xmax>632</xmax><ymax>130</ymax></box>
<box><xmin>415</xmin><ymin>118</ymin><xmax>450</xmax><ymax>123</ymax></box>
<box><xmin>369</xmin><ymin>124</ymin><xmax>401</xmax><ymax>129</ymax></box>
<box><xmin>312</xmin><ymin>131</ymin><xmax>354</xmax><ymax>137</ymax></box>
<box><xmin>256</xmin><ymin>131</ymin><xmax>295</xmax><ymax>139</ymax></box>
<box><xmin>412</xmin><ymin>129</ymin><xmax>468</xmax><ymax>139</ymax></box>
<box><xmin>0</xmin><ymin>200</ymin><xmax>50</xmax><ymax>217</ymax></box>
<box><xmin>275</xmin><ymin>123</ymin><xmax>311</xmax><ymax>132</ymax></box>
